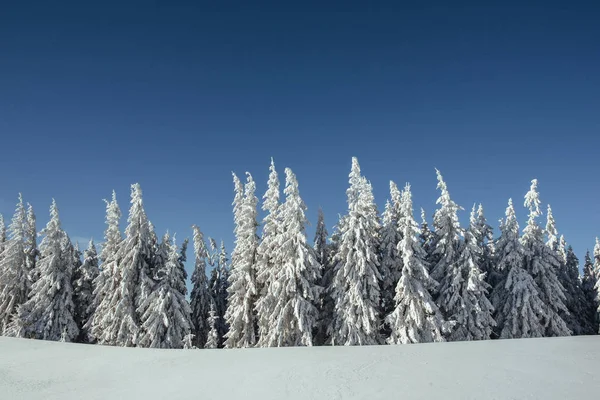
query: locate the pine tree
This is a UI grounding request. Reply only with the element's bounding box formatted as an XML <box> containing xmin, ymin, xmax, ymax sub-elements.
<box><xmin>255</xmin><ymin>159</ymin><xmax>282</xmax><ymax>346</ymax></box>
<box><xmin>24</xmin><ymin>203</ymin><xmax>39</xmax><ymax>284</ymax></box>
<box><xmin>521</xmin><ymin>180</ymin><xmax>570</xmax><ymax>337</ymax></box>
<box><xmin>582</xmin><ymin>249</ymin><xmax>599</xmax><ymax>334</ymax></box>
<box><xmin>562</xmin><ymin>245</ymin><xmax>590</xmax><ymax>335</ymax></box>
<box><xmin>258</xmin><ymin>168</ymin><xmax>321</xmax><ymax>347</ymax></box>
<box><xmin>329</xmin><ymin>158</ymin><xmax>382</xmax><ymax>346</ymax></box>
<box><xmin>137</xmin><ymin>235</ymin><xmax>193</xmax><ymax>348</ymax></box>
<box><xmin>474</xmin><ymin>204</ymin><xmax>496</xmax><ymax>288</ymax></box>
<box><xmin>492</xmin><ymin>199</ymin><xmax>546</xmax><ymax>339</ymax></box>
<box><xmin>205</xmin><ymin>301</ymin><xmax>219</xmax><ymax>349</ymax></box>
<box><xmin>0</xmin><ymin>214</ymin><xmax>6</xmax><ymax>258</ymax></box>
<box><xmin>72</xmin><ymin>239</ymin><xmax>99</xmax><ymax>342</ymax></box>
<box><xmin>177</xmin><ymin>238</ymin><xmax>189</xmax><ymax>294</ymax></box>
<box><xmin>190</xmin><ymin>225</ymin><xmax>212</xmax><ymax>348</ymax></box>
<box><xmin>386</xmin><ymin>184</ymin><xmax>446</xmax><ymax>344</ymax></box>
<box><xmin>0</xmin><ymin>195</ymin><xmax>29</xmax><ymax>333</ymax></box>
<box><xmin>9</xmin><ymin>200</ymin><xmax>79</xmax><ymax>341</ymax></box>
<box><xmin>314</xmin><ymin>208</ymin><xmax>333</xmax><ymax>345</ymax></box>
<box><xmin>419</xmin><ymin>208</ymin><xmax>433</xmax><ymax>262</ymax></box>
<box><xmin>380</xmin><ymin>181</ymin><xmax>403</xmax><ymax>319</ymax></box>
<box><xmin>594</xmin><ymin>239</ymin><xmax>600</xmax><ymax>334</ymax></box>
<box><xmin>447</xmin><ymin>205</ymin><xmax>495</xmax><ymax>341</ymax></box>
<box><xmin>88</xmin><ymin>191</ymin><xmax>122</xmax><ymax>343</ymax></box>
<box><xmin>430</xmin><ymin>170</ymin><xmax>464</xmax><ymax>323</ymax></box>
<box><xmin>96</xmin><ymin>184</ymin><xmax>154</xmax><ymax>347</ymax></box>
<box><xmin>224</xmin><ymin>172</ymin><xmax>259</xmax><ymax>348</ymax></box>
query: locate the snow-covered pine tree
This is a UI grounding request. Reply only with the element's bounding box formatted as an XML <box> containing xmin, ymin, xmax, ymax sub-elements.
<box><xmin>594</xmin><ymin>239</ymin><xmax>600</xmax><ymax>334</ymax></box>
<box><xmin>0</xmin><ymin>195</ymin><xmax>29</xmax><ymax>334</ymax></box>
<box><xmin>88</xmin><ymin>191</ymin><xmax>122</xmax><ymax>343</ymax></box>
<box><xmin>255</xmin><ymin>158</ymin><xmax>282</xmax><ymax>346</ymax></box>
<box><xmin>137</xmin><ymin>235</ymin><xmax>193</xmax><ymax>348</ymax></box>
<box><xmin>72</xmin><ymin>239</ymin><xmax>99</xmax><ymax>342</ymax></box>
<box><xmin>582</xmin><ymin>249</ymin><xmax>599</xmax><ymax>334</ymax></box>
<box><xmin>0</xmin><ymin>214</ymin><xmax>6</xmax><ymax>258</ymax></box>
<box><xmin>329</xmin><ymin>158</ymin><xmax>382</xmax><ymax>346</ymax></box>
<box><xmin>386</xmin><ymin>184</ymin><xmax>446</xmax><ymax>344</ymax></box>
<box><xmin>24</xmin><ymin>203</ymin><xmax>39</xmax><ymax>284</ymax></box>
<box><xmin>9</xmin><ymin>200</ymin><xmax>79</xmax><ymax>341</ymax></box>
<box><xmin>562</xmin><ymin>245</ymin><xmax>590</xmax><ymax>335</ymax></box>
<box><xmin>521</xmin><ymin>180</ymin><xmax>570</xmax><ymax>337</ymax></box>
<box><xmin>419</xmin><ymin>208</ymin><xmax>433</xmax><ymax>263</ymax></box>
<box><xmin>205</xmin><ymin>301</ymin><xmax>219</xmax><ymax>349</ymax></box>
<box><xmin>190</xmin><ymin>225</ymin><xmax>212</xmax><ymax>348</ymax></box>
<box><xmin>492</xmin><ymin>199</ymin><xmax>546</xmax><ymax>339</ymax></box>
<box><xmin>314</xmin><ymin>208</ymin><xmax>333</xmax><ymax>345</ymax></box>
<box><xmin>177</xmin><ymin>238</ymin><xmax>189</xmax><ymax>294</ymax></box>
<box><xmin>96</xmin><ymin>184</ymin><xmax>154</xmax><ymax>347</ymax></box>
<box><xmin>446</xmin><ymin>205</ymin><xmax>495</xmax><ymax>341</ymax></box>
<box><xmin>380</xmin><ymin>181</ymin><xmax>403</xmax><ymax>319</ymax></box>
<box><xmin>430</xmin><ymin>170</ymin><xmax>464</xmax><ymax>325</ymax></box>
<box><xmin>224</xmin><ymin>172</ymin><xmax>259</xmax><ymax>348</ymax></box>
<box><xmin>259</xmin><ymin>168</ymin><xmax>321</xmax><ymax>347</ymax></box>
<box><xmin>475</xmin><ymin>204</ymin><xmax>496</xmax><ymax>288</ymax></box>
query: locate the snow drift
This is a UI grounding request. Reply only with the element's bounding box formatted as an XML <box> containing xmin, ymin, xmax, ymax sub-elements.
<box><xmin>1</xmin><ymin>336</ymin><xmax>599</xmax><ymax>399</ymax></box>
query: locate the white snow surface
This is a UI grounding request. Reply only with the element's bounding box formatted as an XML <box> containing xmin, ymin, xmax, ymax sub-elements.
<box><xmin>1</xmin><ymin>336</ymin><xmax>598</xmax><ymax>399</ymax></box>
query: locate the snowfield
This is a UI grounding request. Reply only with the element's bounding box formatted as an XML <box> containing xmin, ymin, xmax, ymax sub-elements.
<box><xmin>1</xmin><ymin>336</ymin><xmax>599</xmax><ymax>399</ymax></box>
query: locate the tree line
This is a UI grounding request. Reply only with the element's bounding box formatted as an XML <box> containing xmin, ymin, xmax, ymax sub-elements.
<box><xmin>0</xmin><ymin>157</ymin><xmax>598</xmax><ymax>349</ymax></box>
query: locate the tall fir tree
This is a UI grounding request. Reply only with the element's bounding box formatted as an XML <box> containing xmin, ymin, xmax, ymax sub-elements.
<box><xmin>380</xmin><ymin>181</ymin><xmax>404</xmax><ymax>319</ymax></box>
<box><xmin>190</xmin><ymin>225</ymin><xmax>212</xmax><ymax>348</ymax></box>
<box><xmin>314</xmin><ymin>208</ymin><xmax>333</xmax><ymax>345</ymax></box>
<box><xmin>177</xmin><ymin>238</ymin><xmax>189</xmax><ymax>294</ymax></box>
<box><xmin>258</xmin><ymin>168</ymin><xmax>321</xmax><ymax>347</ymax></box>
<box><xmin>492</xmin><ymin>199</ymin><xmax>546</xmax><ymax>339</ymax></box>
<box><xmin>419</xmin><ymin>208</ymin><xmax>433</xmax><ymax>264</ymax></box>
<box><xmin>474</xmin><ymin>204</ymin><xmax>496</xmax><ymax>288</ymax></box>
<box><xmin>88</xmin><ymin>191</ymin><xmax>122</xmax><ymax>343</ymax></box>
<box><xmin>205</xmin><ymin>300</ymin><xmax>220</xmax><ymax>349</ymax></box>
<box><xmin>24</xmin><ymin>204</ymin><xmax>39</xmax><ymax>284</ymax></box>
<box><xmin>95</xmin><ymin>184</ymin><xmax>154</xmax><ymax>347</ymax></box>
<box><xmin>255</xmin><ymin>159</ymin><xmax>282</xmax><ymax>346</ymax></box>
<box><xmin>137</xmin><ymin>235</ymin><xmax>193</xmax><ymax>348</ymax></box>
<box><xmin>386</xmin><ymin>184</ymin><xmax>446</xmax><ymax>344</ymax></box>
<box><xmin>582</xmin><ymin>249</ymin><xmax>599</xmax><ymax>334</ymax></box>
<box><xmin>329</xmin><ymin>158</ymin><xmax>382</xmax><ymax>346</ymax></box>
<box><xmin>563</xmin><ymin>245</ymin><xmax>590</xmax><ymax>335</ymax></box>
<box><xmin>224</xmin><ymin>172</ymin><xmax>260</xmax><ymax>348</ymax></box>
<box><xmin>72</xmin><ymin>239</ymin><xmax>99</xmax><ymax>342</ymax></box>
<box><xmin>0</xmin><ymin>214</ymin><xmax>6</xmax><ymax>257</ymax></box>
<box><xmin>9</xmin><ymin>200</ymin><xmax>79</xmax><ymax>341</ymax></box>
<box><xmin>430</xmin><ymin>170</ymin><xmax>464</xmax><ymax>324</ymax></box>
<box><xmin>521</xmin><ymin>180</ymin><xmax>570</xmax><ymax>337</ymax></box>
<box><xmin>0</xmin><ymin>195</ymin><xmax>29</xmax><ymax>334</ymax></box>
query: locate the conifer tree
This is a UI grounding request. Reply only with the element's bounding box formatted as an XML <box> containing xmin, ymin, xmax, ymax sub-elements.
<box><xmin>177</xmin><ymin>238</ymin><xmax>189</xmax><ymax>294</ymax></box>
<box><xmin>72</xmin><ymin>239</ymin><xmax>99</xmax><ymax>342</ymax></box>
<box><xmin>521</xmin><ymin>180</ymin><xmax>570</xmax><ymax>337</ymax></box>
<box><xmin>0</xmin><ymin>214</ymin><xmax>6</xmax><ymax>257</ymax></box>
<box><xmin>419</xmin><ymin>208</ymin><xmax>433</xmax><ymax>262</ymax></box>
<box><xmin>9</xmin><ymin>200</ymin><xmax>79</xmax><ymax>341</ymax></box>
<box><xmin>492</xmin><ymin>199</ymin><xmax>546</xmax><ymax>339</ymax></box>
<box><xmin>258</xmin><ymin>168</ymin><xmax>321</xmax><ymax>347</ymax></box>
<box><xmin>330</xmin><ymin>158</ymin><xmax>382</xmax><ymax>346</ymax></box>
<box><xmin>137</xmin><ymin>235</ymin><xmax>193</xmax><ymax>348</ymax></box>
<box><xmin>314</xmin><ymin>208</ymin><xmax>333</xmax><ymax>345</ymax></box>
<box><xmin>95</xmin><ymin>184</ymin><xmax>154</xmax><ymax>347</ymax></box>
<box><xmin>0</xmin><ymin>195</ymin><xmax>29</xmax><ymax>333</ymax></box>
<box><xmin>386</xmin><ymin>184</ymin><xmax>446</xmax><ymax>344</ymax></box>
<box><xmin>474</xmin><ymin>204</ymin><xmax>496</xmax><ymax>287</ymax></box>
<box><xmin>205</xmin><ymin>301</ymin><xmax>220</xmax><ymax>349</ymax></box>
<box><xmin>224</xmin><ymin>172</ymin><xmax>259</xmax><ymax>348</ymax></box>
<box><xmin>380</xmin><ymin>181</ymin><xmax>403</xmax><ymax>318</ymax></box>
<box><xmin>190</xmin><ymin>225</ymin><xmax>212</xmax><ymax>348</ymax></box>
<box><xmin>594</xmin><ymin>239</ymin><xmax>600</xmax><ymax>333</ymax></box>
<box><xmin>582</xmin><ymin>249</ymin><xmax>599</xmax><ymax>334</ymax></box>
<box><xmin>430</xmin><ymin>170</ymin><xmax>464</xmax><ymax>323</ymax></box>
<box><xmin>562</xmin><ymin>246</ymin><xmax>590</xmax><ymax>335</ymax></box>
<box><xmin>255</xmin><ymin>159</ymin><xmax>282</xmax><ymax>345</ymax></box>
<box><xmin>88</xmin><ymin>191</ymin><xmax>122</xmax><ymax>343</ymax></box>
<box><xmin>24</xmin><ymin>204</ymin><xmax>39</xmax><ymax>284</ymax></box>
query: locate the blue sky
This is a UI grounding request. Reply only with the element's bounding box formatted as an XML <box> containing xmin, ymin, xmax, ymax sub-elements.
<box><xmin>0</xmin><ymin>1</ymin><xmax>599</xmax><ymax>270</ymax></box>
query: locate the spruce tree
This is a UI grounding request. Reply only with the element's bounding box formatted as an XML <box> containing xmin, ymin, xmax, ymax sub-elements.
<box><xmin>88</xmin><ymin>191</ymin><xmax>122</xmax><ymax>343</ymax></box>
<box><xmin>72</xmin><ymin>239</ymin><xmax>99</xmax><ymax>342</ymax></box>
<box><xmin>430</xmin><ymin>170</ymin><xmax>464</xmax><ymax>324</ymax></box>
<box><xmin>492</xmin><ymin>199</ymin><xmax>546</xmax><ymax>339</ymax></box>
<box><xmin>419</xmin><ymin>208</ymin><xmax>433</xmax><ymax>262</ymax></box>
<box><xmin>329</xmin><ymin>158</ymin><xmax>382</xmax><ymax>346</ymax></box>
<box><xmin>521</xmin><ymin>180</ymin><xmax>570</xmax><ymax>337</ymax></box>
<box><xmin>224</xmin><ymin>172</ymin><xmax>259</xmax><ymax>348</ymax></box>
<box><xmin>190</xmin><ymin>225</ymin><xmax>212</xmax><ymax>348</ymax></box>
<box><xmin>258</xmin><ymin>168</ymin><xmax>321</xmax><ymax>347</ymax></box>
<box><xmin>582</xmin><ymin>249</ymin><xmax>599</xmax><ymax>334</ymax></box>
<box><xmin>255</xmin><ymin>159</ymin><xmax>282</xmax><ymax>346</ymax></box>
<box><xmin>0</xmin><ymin>214</ymin><xmax>6</xmax><ymax>257</ymax></box>
<box><xmin>9</xmin><ymin>200</ymin><xmax>79</xmax><ymax>341</ymax></box>
<box><xmin>24</xmin><ymin>203</ymin><xmax>39</xmax><ymax>284</ymax></box>
<box><xmin>562</xmin><ymin>245</ymin><xmax>590</xmax><ymax>335</ymax></box>
<box><xmin>594</xmin><ymin>239</ymin><xmax>600</xmax><ymax>334</ymax></box>
<box><xmin>380</xmin><ymin>181</ymin><xmax>403</xmax><ymax>318</ymax></box>
<box><xmin>137</xmin><ymin>235</ymin><xmax>193</xmax><ymax>348</ymax></box>
<box><xmin>386</xmin><ymin>184</ymin><xmax>446</xmax><ymax>344</ymax></box>
<box><xmin>205</xmin><ymin>301</ymin><xmax>220</xmax><ymax>349</ymax></box>
<box><xmin>0</xmin><ymin>195</ymin><xmax>29</xmax><ymax>334</ymax></box>
<box><xmin>177</xmin><ymin>238</ymin><xmax>189</xmax><ymax>294</ymax></box>
<box><xmin>314</xmin><ymin>208</ymin><xmax>333</xmax><ymax>345</ymax></box>
<box><xmin>474</xmin><ymin>204</ymin><xmax>496</xmax><ymax>288</ymax></box>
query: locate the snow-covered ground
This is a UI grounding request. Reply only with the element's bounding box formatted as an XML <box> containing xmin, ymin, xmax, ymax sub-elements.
<box><xmin>1</xmin><ymin>336</ymin><xmax>598</xmax><ymax>399</ymax></box>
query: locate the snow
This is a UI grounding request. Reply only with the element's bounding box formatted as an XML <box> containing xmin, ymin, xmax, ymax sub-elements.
<box><xmin>0</xmin><ymin>336</ymin><xmax>598</xmax><ymax>399</ymax></box>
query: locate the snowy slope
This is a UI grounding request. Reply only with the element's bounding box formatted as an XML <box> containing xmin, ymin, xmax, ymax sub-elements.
<box><xmin>1</xmin><ymin>336</ymin><xmax>598</xmax><ymax>399</ymax></box>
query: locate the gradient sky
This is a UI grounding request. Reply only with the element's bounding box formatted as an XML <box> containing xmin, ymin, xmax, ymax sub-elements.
<box><xmin>1</xmin><ymin>1</ymin><xmax>599</xmax><ymax>272</ymax></box>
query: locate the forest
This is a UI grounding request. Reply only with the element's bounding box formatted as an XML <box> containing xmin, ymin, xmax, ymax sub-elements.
<box><xmin>0</xmin><ymin>157</ymin><xmax>598</xmax><ymax>349</ymax></box>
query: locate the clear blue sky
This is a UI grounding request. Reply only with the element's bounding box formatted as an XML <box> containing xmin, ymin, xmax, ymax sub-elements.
<box><xmin>1</xmin><ymin>1</ymin><xmax>598</xmax><ymax>271</ymax></box>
